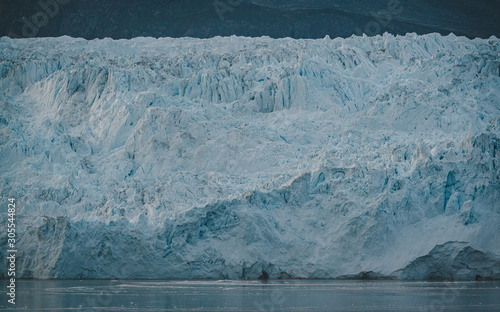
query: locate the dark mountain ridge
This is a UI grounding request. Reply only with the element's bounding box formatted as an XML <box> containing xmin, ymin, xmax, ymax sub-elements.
<box><xmin>1</xmin><ymin>0</ymin><xmax>498</xmax><ymax>39</ymax></box>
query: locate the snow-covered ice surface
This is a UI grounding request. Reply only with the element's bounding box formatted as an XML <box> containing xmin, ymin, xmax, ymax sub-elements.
<box><xmin>0</xmin><ymin>33</ymin><xmax>499</xmax><ymax>279</ymax></box>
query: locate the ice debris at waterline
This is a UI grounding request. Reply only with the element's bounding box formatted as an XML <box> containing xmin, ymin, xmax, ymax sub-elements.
<box><xmin>0</xmin><ymin>33</ymin><xmax>499</xmax><ymax>280</ymax></box>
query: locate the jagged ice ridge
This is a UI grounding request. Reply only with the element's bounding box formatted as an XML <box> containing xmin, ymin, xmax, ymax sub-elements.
<box><xmin>0</xmin><ymin>33</ymin><xmax>499</xmax><ymax>279</ymax></box>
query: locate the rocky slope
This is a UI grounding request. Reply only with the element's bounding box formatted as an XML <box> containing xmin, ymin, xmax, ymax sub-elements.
<box><xmin>1</xmin><ymin>0</ymin><xmax>498</xmax><ymax>39</ymax></box>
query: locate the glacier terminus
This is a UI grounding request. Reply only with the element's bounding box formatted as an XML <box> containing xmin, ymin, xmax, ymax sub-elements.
<box><xmin>0</xmin><ymin>33</ymin><xmax>499</xmax><ymax>280</ymax></box>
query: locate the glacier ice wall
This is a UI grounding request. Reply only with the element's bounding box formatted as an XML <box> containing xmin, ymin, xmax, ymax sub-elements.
<box><xmin>0</xmin><ymin>33</ymin><xmax>499</xmax><ymax>279</ymax></box>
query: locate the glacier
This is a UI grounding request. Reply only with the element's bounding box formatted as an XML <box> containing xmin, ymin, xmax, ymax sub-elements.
<box><xmin>0</xmin><ymin>33</ymin><xmax>499</xmax><ymax>280</ymax></box>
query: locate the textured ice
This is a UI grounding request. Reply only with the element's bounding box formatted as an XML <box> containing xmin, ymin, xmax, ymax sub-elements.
<box><xmin>397</xmin><ymin>241</ymin><xmax>500</xmax><ymax>280</ymax></box>
<box><xmin>0</xmin><ymin>33</ymin><xmax>499</xmax><ymax>279</ymax></box>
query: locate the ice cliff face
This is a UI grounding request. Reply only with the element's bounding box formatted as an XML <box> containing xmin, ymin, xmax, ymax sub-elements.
<box><xmin>0</xmin><ymin>33</ymin><xmax>499</xmax><ymax>279</ymax></box>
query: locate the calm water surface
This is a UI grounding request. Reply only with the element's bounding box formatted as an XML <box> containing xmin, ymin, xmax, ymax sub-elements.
<box><xmin>0</xmin><ymin>279</ymin><xmax>499</xmax><ymax>311</ymax></box>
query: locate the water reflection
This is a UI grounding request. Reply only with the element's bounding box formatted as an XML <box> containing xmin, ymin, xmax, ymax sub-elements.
<box><xmin>0</xmin><ymin>279</ymin><xmax>499</xmax><ymax>311</ymax></box>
